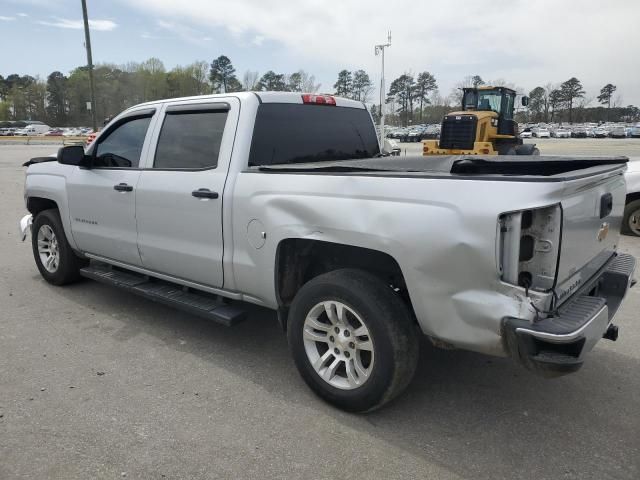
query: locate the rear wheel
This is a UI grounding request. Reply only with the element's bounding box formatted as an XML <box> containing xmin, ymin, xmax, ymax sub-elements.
<box><xmin>31</xmin><ymin>209</ymin><xmax>87</xmax><ymax>285</ymax></box>
<box><xmin>622</xmin><ymin>200</ymin><xmax>640</xmax><ymax>237</ymax></box>
<box><xmin>287</xmin><ymin>269</ymin><xmax>419</xmax><ymax>412</ymax></box>
<box><xmin>515</xmin><ymin>144</ymin><xmax>540</xmax><ymax>155</ymax></box>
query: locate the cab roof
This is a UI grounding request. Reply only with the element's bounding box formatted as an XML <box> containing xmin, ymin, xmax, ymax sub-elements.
<box><xmin>129</xmin><ymin>91</ymin><xmax>365</xmax><ymax>111</ymax></box>
<box><xmin>466</xmin><ymin>86</ymin><xmax>517</xmax><ymax>94</ymax></box>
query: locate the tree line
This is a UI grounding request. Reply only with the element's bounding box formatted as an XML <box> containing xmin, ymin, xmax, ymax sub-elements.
<box><xmin>1</xmin><ymin>56</ymin><xmax>638</xmax><ymax>128</ymax></box>
<box><xmin>0</xmin><ymin>55</ymin><xmax>327</xmax><ymax>127</ymax></box>
<box><xmin>526</xmin><ymin>79</ymin><xmax>638</xmax><ymax>124</ymax></box>
<box><xmin>383</xmin><ymin>73</ymin><xmax>639</xmax><ymax>126</ymax></box>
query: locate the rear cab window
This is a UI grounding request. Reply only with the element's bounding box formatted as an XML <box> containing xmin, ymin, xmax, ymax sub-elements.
<box><xmin>154</xmin><ymin>104</ymin><xmax>229</xmax><ymax>170</ymax></box>
<box><xmin>249</xmin><ymin>104</ymin><xmax>379</xmax><ymax>166</ymax></box>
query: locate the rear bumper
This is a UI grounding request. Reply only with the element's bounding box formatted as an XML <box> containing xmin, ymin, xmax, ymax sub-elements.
<box><xmin>503</xmin><ymin>253</ymin><xmax>636</xmax><ymax>376</ymax></box>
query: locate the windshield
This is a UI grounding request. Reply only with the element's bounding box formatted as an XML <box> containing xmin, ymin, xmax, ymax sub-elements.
<box><xmin>249</xmin><ymin>104</ymin><xmax>380</xmax><ymax>166</ymax></box>
<box><xmin>463</xmin><ymin>89</ymin><xmax>515</xmax><ymax>119</ymax></box>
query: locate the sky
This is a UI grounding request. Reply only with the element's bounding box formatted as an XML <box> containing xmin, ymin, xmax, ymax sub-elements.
<box><xmin>1</xmin><ymin>0</ymin><xmax>639</xmax><ymax>106</ymax></box>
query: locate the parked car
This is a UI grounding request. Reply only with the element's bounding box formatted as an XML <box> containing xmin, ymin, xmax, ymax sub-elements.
<box><xmin>571</xmin><ymin>127</ymin><xmax>588</xmax><ymax>138</ymax></box>
<box><xmin>594</xmin><ymin>127</ymin><xmax>609</xmax><ymax>138</ymax></box>
<box><xmin>422</xmin><ymin>124</ymin><xmax>440</xmax><ymax>139</ymax></box>
<box><xmin>551</xmin><ymin>127</ymin><xmax>571</xmax><ymax>138</ymax></box>
<box><xmin>630</xmin><ymin>127</ymin><xmax>640</xmax><ymax>138</ymax></box>
<box><xmin>45</xmin><ymin>129</ymin><xmax>64</xmax><ymax>136</ymax></box>
<box><xmin>519</xmin><ymin>128</ymin><xmax>533</xmax><ymax>139</ymax></box>
<box><xmin>609</xmin><ymin>126</ymin><xmax>628</xmax><ymax>138</ymax></box>
<box><xmin>533</xmin><ymin>127</ymin><xmax>550</xmax><ymax>138</ymax></box>
<box><xmin>19</xmin><ymin>92</ymin><xmax>636</xmax><ymax>412</ymax></box>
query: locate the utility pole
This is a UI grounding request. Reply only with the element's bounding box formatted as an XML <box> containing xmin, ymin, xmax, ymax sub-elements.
<box><xmin>375</xmin><ymin>31</ymin><xmax>391</xmax><ymax>146</ymax></box>
<box><xmin>81</xmin><ymin>0</ymin><xmax>97</xmax><ymax>131</ymax></box>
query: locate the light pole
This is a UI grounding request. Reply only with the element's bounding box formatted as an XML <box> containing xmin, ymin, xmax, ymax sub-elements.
<box><xmin>81</xmin><ymin>0</ymin><xmax>97</xmax><ymax>131</ymax></box>
<box><xmin>375</xmin><ymin>31</ymin><xmax>391</xmax><ymax>146</ymax></box>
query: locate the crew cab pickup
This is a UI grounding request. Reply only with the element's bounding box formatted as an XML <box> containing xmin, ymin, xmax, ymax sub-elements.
<box><xmin>19</xmin><ymin>92</ymin><xmax>636</xmax><ymax>412</ymax></box>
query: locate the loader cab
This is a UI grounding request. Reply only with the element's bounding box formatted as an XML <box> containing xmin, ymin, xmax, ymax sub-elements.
<box><xmin>463</xmin><ymin>87</ymin><xmax>516</xmax><ymax>119</ymax></box>
<box><xmin>462</xmin><ymin>87</ymin><xmax>520</xmax><ymax>137</ymax></box>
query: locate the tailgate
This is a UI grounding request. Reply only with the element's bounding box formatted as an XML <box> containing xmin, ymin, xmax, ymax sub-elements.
<box><xmin>555</xmin><ymin>168</ymin><xmax>626</xmax><ymax>302</ymax></box>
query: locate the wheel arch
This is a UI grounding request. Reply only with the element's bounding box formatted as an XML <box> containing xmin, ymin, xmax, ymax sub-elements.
<box><xmin>27</xmin><ymin>196</ymin><xmax>59</xmax><ymax>216</ymax></box>
<box><xmin>25</xmin><ymin>191</ymin><xmax>78</xmax><ymax>250</ymax></box>
<box><xmin>274</xmin><ymin>238</ymin><xmax>415</xmax><ymax>330</ymax></box>
<box><xmin>625</xmin><ymin>191</ymin><xmax>640</xmax><ymax>204</ymax></box>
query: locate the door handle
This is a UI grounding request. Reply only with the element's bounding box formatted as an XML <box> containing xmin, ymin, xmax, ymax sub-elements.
<box><xmin>114</xmin><ymin>183</ymin><xmax>133</xmax><ymax>192</ymax></box>
<box><xmin>192</xmin><ymin>188</ymin><xmax>219</xmax><ymax>199</ymax></box>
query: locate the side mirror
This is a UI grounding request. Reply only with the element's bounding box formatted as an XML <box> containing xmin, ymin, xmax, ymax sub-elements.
<box><xmin>57</xmin><ymin>145</ymin><xmax>88</xmax><ymax>166</ymax></box>
<box><xmin>521</xmin><ymin>96</ymin><xmax>529</xmax><ymax>107</ymax></box>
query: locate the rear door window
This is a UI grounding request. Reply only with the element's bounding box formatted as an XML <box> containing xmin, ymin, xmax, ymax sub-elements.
<box><xmin>249</xmin><ymin>104</ymin><xmax>379</xmax><ymax>166</ymax></box>
<box><xmin>154</xmin><ymin>108</ymin><xmax>228</xmax><ymax>169</ymax></box>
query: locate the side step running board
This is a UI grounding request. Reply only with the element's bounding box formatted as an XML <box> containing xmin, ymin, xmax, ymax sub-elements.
<box><xmin>80</xmin><ymin>264</ymin><xmax>247</xmax><ymax>326</ymax></box>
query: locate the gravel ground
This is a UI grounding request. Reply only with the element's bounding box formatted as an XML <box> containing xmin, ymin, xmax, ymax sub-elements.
<box><xmin>1</xmin><ymin>145</ymin><xmax>639</xmax><ymax>480</ymax></box>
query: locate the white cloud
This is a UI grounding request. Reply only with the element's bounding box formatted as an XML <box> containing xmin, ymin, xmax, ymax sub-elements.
<box><xmin>118</xmin><ymin>0</ymin><xmax>639</xmax><ymax>103</ymax></box>
<box><xmin>156</xmin><ymin>19</ymin><xmax>205</xmax><ymax>44</ymax></box>
<box><xmin>0</xmin><ymin>16</ymin><xmax>16</xmax><ymax>21</ymax></box>
<box><xmin>17</xmin><ymin>13</ymin><xmax>29</xmax><ymax>17</ymax></box>
<box><xmin>37</xmin><ymin>17</ymin><xmax>118</xmax><ymax>31</ymax></box>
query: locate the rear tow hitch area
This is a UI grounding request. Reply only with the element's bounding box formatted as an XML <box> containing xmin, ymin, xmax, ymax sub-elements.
<box><xmin>503</xmin><ymin>253</ymin><xmax>635</xmax><ymax>377</ymax></box>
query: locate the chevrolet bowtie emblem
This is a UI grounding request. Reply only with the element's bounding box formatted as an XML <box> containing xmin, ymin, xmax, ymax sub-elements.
<box><xmin>597</xmin><ymin>222</ymin><xmax>610</xmax><ymax>242</ymax></box>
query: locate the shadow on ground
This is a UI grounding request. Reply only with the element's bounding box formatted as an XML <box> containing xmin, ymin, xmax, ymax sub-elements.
<box><xmin>46</xmin><ymin>277</ymin><xmax>640</xmax><ymax>480</ymax></box>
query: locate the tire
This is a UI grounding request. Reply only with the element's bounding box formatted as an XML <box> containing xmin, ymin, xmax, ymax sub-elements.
<box><xmin>515</xmin><ymin>144</ymin><xmax>540</xmax><ymax>156</ymax></box>
<box><xmin>622</xmin><ymin>199</ymin><xmax>640</xmax><ymax>237</ymax></box>
<box><xmin>287</xmin><ymin>268</ymin><xmax>419</xmax><ymax>412</ymax></box>
<box><xmin>31</xmin><ymin>209</ymin><xmax>88</xmax><ymax>285</ymax></box>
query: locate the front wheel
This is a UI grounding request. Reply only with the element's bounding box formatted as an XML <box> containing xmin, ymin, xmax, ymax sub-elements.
<box><xmin>287</xmin><ymin>269</ymin><xmax>419</xmax><ymax>412</ymax></box>
<box><xmin>31</xmin><ymin>209</ymin><xmax>87</xmax><ymax>285</ymax></box>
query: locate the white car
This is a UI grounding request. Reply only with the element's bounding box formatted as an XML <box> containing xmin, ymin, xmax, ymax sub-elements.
<box><xmin>609</xmin><ymin>126</ymin><xmax>628</xmax><ymax>138</ymax></box>
<box><xmin>519</xmin><ymin>128</ymin><xmax>533</xmax><ymax>138</ymax></box>
<box><xmin>533</xmin><ymin>127</ymin><xmax>550</xmax><ymax>138</ymax></box>
<box><xmin>552</xmin><ymin>128</ymin><xmax>571</xmax><ymax>138</ymax></box>
<box><xmin>594</xmin><ymin>127</ymin><xmax>609</xmax><ymax>138</ymax></box>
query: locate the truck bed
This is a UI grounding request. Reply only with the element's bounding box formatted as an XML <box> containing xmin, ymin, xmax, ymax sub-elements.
<box><xmin>255</xmin><ymin>155</ymin><xmax>629</xmax><ymax>182</ymax></box>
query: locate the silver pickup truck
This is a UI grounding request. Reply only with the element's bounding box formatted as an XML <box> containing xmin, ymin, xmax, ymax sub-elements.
<box><xmin>19</xmin><ymin>92</ymin><xmax>636</xmax><ymax>412</ymax></box>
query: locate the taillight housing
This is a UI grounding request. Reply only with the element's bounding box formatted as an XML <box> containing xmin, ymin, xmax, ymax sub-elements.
<box><xmin>498</xmin><ymin>204</ymin><xmax>562</xmax><ymax>291</ymax></box>
<box><xmin>301</xmin><ymin>94</ymin><xmax>336</xmax><ymax>106</ymax></box>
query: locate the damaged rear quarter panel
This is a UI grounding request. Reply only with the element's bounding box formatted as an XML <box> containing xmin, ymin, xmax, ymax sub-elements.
<box><xmin>230</xmin><ymin>171</ymin><xmax>567</xmax><ymax>356</ymax></box>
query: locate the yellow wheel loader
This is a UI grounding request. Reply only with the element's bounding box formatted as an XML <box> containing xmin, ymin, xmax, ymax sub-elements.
<box><xmin>423</xmin><ymin>86</ymin><xmax>539</xmax><ymax>156</ymax></box>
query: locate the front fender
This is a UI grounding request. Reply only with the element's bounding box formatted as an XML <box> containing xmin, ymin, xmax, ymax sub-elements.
<box><xmin>25</xmin><ymin>169</ymin><xmax>77</xmax><ymax>249</ymax></box>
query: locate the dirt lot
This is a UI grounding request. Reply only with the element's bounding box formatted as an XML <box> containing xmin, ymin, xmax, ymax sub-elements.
<box><xmin>1</xmin><ymin>145</ymin><xmax>639</xmax><ymax>479</ymax></box>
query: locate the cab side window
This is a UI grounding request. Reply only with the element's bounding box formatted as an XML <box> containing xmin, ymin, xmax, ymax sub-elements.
<box><xmin>153</xmin><ymin>110</ymin><xmax>228</xmax><ymax>169</ymax></box>
<box><xmin>94</xmin><ymin>116</ymin><xmax>152</xmax><ymax>168</ymax></box>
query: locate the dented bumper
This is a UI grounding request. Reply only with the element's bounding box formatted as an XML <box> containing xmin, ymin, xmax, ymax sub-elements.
<box><xmin>503</xmin><ymin>253</ymin><xmax>636</xmax><ymax>376</ymax></box>
<box><xmin>19</xmin><ymin>214</ymin><xmax>32</xmax><ymax>241</ymax></box>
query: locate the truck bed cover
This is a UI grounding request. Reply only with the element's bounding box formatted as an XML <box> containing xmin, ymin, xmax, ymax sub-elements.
<box><xmin>254</xmin><ymin>155</ymin><xmax>629</xmax><ymax>182</ymax></box>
